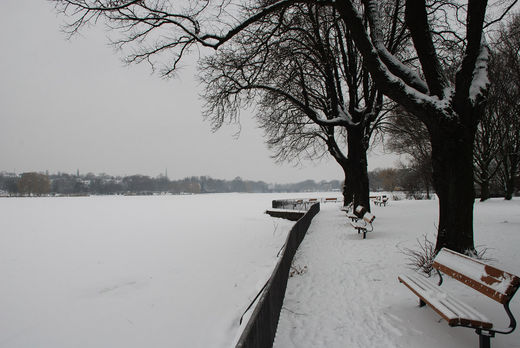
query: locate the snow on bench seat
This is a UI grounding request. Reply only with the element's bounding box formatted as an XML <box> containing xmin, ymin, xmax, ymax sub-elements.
<box><xmin>348</xmin><ymin>208</ymin><xmax>375</xmax><ymax>239</ymax></box>
<box><xmin>399</xmin><ymin>248</ymin><xmax>520</xmax><ymax>347</ymax></box>
<box><xmin>346</xmin><ymin>213</ymin><xmax>359</xmax><ymax>221</ymax></box>
<box><xmin>350</xmin><ymin>220</ymin><xmax>367</xmax><ymax>231</ymax></box>
<box><xmin>398</xmin><ymin>273</ymin><xmax>492</xmax><ymax>329</ymax></box>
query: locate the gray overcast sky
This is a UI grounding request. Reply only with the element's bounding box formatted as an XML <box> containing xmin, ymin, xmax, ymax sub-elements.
<box><xmin>0</xmin><ymin>0</ymin><xmax>399</xmax><ymax>183</ymax></box>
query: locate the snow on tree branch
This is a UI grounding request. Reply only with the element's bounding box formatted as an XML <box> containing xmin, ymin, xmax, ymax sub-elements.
<box><xmin>469</xmin><ymin>40</ymin><xmax>490</xmax><ymax>105</ymax></box>
<box><xmin>362</xmin><ymin>0</ymin><xmax>429</xmax><ymax>94</ymax></box>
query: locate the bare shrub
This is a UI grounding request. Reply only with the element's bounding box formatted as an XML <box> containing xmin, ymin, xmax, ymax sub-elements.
<box><xmin>468</xmin><ymin>246</ymin><xmax>495</xmax><ymax>262</ymax></box>
<box><xmin>289</xmin><ymin>265</ymin><xmax>308</xmax><ymax>277</ymax></box>
<box><xmin>401</xmin><ymin>236</ymin><xmax>495</xmax><ymax>276</ymax></box>
<box><xmin>401</xmin><ymin>235</ymin><xmax>437</xmax><ymax>276</ymax></box>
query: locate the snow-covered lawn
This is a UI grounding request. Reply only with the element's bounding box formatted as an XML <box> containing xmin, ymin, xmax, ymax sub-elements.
<box><xmin>275</xmin><ymin>198</ymin><xmax>520</xmax><ymax>348</ymax></box>
<box><xmin>0</xmin><ymin>193</ymin><xmax>300</xmax><ymax>348</ymax></box>
<box><xmin>1</xmin><ymin>194</ymin><xmax>518</xmax><ymax>348</ymax></box>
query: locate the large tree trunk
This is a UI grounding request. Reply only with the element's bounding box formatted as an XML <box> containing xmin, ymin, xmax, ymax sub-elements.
<box><xmin>430</xmin><ymin>123</ymin><xmax>476</xmax><ymax>254</ymax></box>
<box><xmin>325</xmin><ymin>136</ymin><xmax>353</xmax><ymax>207</ymax></box>
<box><xmin>505</xmin><ymin>173</ymin><xmax>515</xmax><ymax>200</ymax></box>
<box><xmin>504</xmin><ymin>154</ymin><xmax>518</xmax><ymax>200</ymax></box>
<box><xmin>348</xmin><ymin>125</ymin><xmax>371</xmax><ymax>212</ymax></box>
<box><xmin>423</xmin><ymin>174</ymin><xmax>431</xmax><ymax>199</ymax></box>
<box><xmin>332</xmin><ymin>0</ymin><xmax>488</xmax><ymax>255</ymax></box>
<box><xmin>476</xmin><ymin>158</ymin><xmax>493</xmax><ymax>201</ymax></box>
<box><xmin>342</xmin><ymin>163</ymin><xmax>354</xmax><ymax>207</ymax></box>
<box><xmin>480</xmin><ymin>179</ymin><xmax>490</xmax><ymax>201</ymax></box>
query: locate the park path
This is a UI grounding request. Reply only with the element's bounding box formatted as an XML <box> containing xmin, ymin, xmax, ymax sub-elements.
<box><xmin>272</xmin><ymin>202</ymin><xmax>489</xmax><ymax>348</ymax></box>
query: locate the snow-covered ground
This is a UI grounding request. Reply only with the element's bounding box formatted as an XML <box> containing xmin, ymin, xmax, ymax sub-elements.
<box><xmin>0</xmin><ymin>193</ymin><xmax>304</xmax><ymax>348</ymax></box>
<box><xmin>274</xmin><ymin>198</ymin><xmax>520</xmax><ymax>348</ymax></box>
<box><xmin>1</xmin><ymin>194</ymin><xmax>518</xmax><ymax>348</ymax></box>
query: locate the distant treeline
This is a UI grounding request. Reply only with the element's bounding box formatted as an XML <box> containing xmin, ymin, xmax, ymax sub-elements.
<box><xmin>0</xmin><ymin>168</ymin><xmax>450</xmax><ymax>198</ymax></box>
<box><xmin>0</xmin><ymin>171</ymin><xmax>342</xmax><ymax>196</ymax></box>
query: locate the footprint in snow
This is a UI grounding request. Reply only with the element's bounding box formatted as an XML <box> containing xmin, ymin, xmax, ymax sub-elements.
<box><xmin>98</xmin><ymin>281</ymin><xmax>138</xmax><ymax>294</ymax></box>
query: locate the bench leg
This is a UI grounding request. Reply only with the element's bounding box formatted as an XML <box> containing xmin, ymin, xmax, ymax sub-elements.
<box><xmin>419</xmin><ymin>299</ymin><xmax>426</xmax><ymax>307</ymax></box>
<box><xmin>363</xmin><ymin>230</ymin><xmax>366</xmax><ymax>239</ymax></box>
<box><xmin>476</xmin><ymin>329</ymin><xmax>494</xmax><ymax>348</ymax></box>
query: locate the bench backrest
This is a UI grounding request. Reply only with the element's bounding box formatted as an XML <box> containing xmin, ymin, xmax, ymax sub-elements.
<box><xmin>433</xmin><ymin>248</ymin><xmax>520</xmax><ymax>304</ymax></box>
<box><xmin>363</xmin><ymin>212</ymin><xmax>375</xmax><ymax>223</ymax></box>
<box><xmin>353</xmin><ymin>205</ymin><xmax>375</xmax><ymax>223</ymax></box>
<box><xmin>355</xmin><ymin>205</ymin><xmax>366</xmax><ymax>216</ymax></box>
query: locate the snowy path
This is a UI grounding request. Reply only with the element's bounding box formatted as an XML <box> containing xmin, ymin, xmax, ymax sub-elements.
<box><xmin>274</xmin><ymin>200</ymin><xmax>520</xmax><ymax>348</ymax></box>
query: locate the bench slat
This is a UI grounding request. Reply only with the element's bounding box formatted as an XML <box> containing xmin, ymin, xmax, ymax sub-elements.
<box><xmin>347</xmin><ymin>214</ymin><xmax>359</xmax><ymax>221</ymax></box>
<box><xmin>350</xmin><ymin>221</ymin><xmax>365</xmax><ymax>229</ymax></box>
<box><xmin>399</xmin><ymin>273</ymin><xmax>493</xmax><ymax>329</ymax></box>
<box><xmin>433</xmin><ymin>248</ymin><xmax>520</xmax><ymax>304</ymax></box>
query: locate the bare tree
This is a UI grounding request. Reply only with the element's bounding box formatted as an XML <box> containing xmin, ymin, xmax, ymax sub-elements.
<box><xmin>474</xmin><ymin>61</ymin><xmax>504</xmax><ymax>200</ymax></box>
<box><xmin>474</xmin><ymin>14</ymin><xmax>520</xmax><ymax>200</ymax></box>
<box><xmin>492</xmin><ymin>15</ymin><xmax>520</xmax><ymax>199</ymax></box>
<box><xmin>385</xmin><ymin>108</ymin><xmax>433</xmax><ymax>198</ymax></box>
<box><xmin>255</xmin><ymin>96</ymin><xmax>355</xmax><ymax>206</ymax></box>
<box><xmin>200</xmin><ymin>3</ymin><xmax>398</xmax><ymax>210</ymax></box>
<box><xmin>52</xmin><ymin>0</ymin><xmax>519</xmax><ymax>253</ymax></box>
<box><xmin>17</xmin><ymin>172</ymin><xmax>51</xmax><ymax>196</ymax></box>
<box><xmin>330</xmin><ymin>0</ymin><xmax>520</xmax><ymax>253</ymax></box>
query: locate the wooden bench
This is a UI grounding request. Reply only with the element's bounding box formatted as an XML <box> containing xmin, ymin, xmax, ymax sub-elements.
<box><xmin>340</xmin><ymin>203</ymin><xmax>358</xmax><ymax>221</ymax></box>
<box><xmin>344</xmin><ymin>204</ymin><xmax>368</xmax><ymax>221</ymax></box>
<box><xmin>398</xmin><ymin>248</ymin><xmax>520</xmax><ymax>348</ymax></box>
<box><xmin>346</xmin><ymin>213</ymin><xmax>359</xmax><ymax>222</ymax></box>
<box><xmin>324</xmin><ymin>197</ymin><xmax>339</xmax><ymax>203</ymax></box>
<box><xmin>340</xmin><ymin>202</ymin><xmax>353</xmax><ymax>213</ymax></box>
<box><xmin>348</xmin><ymin>205</ymin><xmax>375</xmax><ymax>239</ymax></box>
<box><xmin>374</xmin><ymin>195</ymin><xmax>388</xmax><ymax>206</ymax></box>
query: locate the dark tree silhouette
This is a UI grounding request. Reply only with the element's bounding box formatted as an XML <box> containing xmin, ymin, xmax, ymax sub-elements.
<box><xmin>491</xmin><ymin>15</ymin><xmax>520</xmax><ymax>200</ymax></box>
<box><xmin>52</xmin><ymin>0</ymin><xmax>519</xmax><ymax>253</ymax></box>
<box><xmin>18</xmin><ymin>172</ymin><xmax>51</xmax><ymax>196</ymax></box>
<box><xmin>200</xmin><ymin>3</ymin><xmax>408</xmax><ymax>210</ymax></box>
<box><xmin>331</xmin><ymin>1</ymin><xmax>516</xmax><ymax>253</ymax></box>
<box><xmin>384</xmin><ymin>108</ymin><xmax>433</xmax><ymax>199</ymax></box>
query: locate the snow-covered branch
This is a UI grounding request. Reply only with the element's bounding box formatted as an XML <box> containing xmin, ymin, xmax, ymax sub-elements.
<box><xmin>333</xmin><ymin>0</ymin><xmax>444</xmax><ymax>123</ymax></box>
<box><xmin>469</xmin><ymin>41</ymin><xmax>490</xmax><ymax>105</ymax></box>
<box><xmin>362</xmin><ymin>0</ymin><xmax>429</xmax><ymax>94</ymax></box>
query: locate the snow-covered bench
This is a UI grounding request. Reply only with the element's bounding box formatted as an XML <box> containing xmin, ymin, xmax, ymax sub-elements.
<box><xmin>344</xmin><ymin>204</ymin><xmax>368</xmax><ymax>221</ymax></box>
<box><xmin>398</xmin><ymin>248</ymin><xmax>520</xmax><ymax>348</ymax></box>
<box><xmin>374</xmin><ymin>195</ymin><xmax>388</xmax><ymax>207</ymax></box>
<box><xmin>324</xmin><ymin>197</ymin><xmax>339</xmax><ymax>203</ymax></box>
<box><xmin>341</xmin><ymin>203</ymin><xmax>361</xmax><ymax>221</ymax></box>
<box><xmin>340</xmin><ymin>202</ymin><xmax>353</xmax><ymax>214</ymax></box>
<box><xmin>348</xmin><ymin>205</ymin><xmax>375</xmax><ymax>239</ymax></box>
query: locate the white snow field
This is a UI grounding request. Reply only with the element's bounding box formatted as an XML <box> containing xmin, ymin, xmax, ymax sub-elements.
<box><xmin>1</xmin><ymin>194</ymin><xmax>519</xmax><ymax>348</ymax></box>
<box><xmin>274</xmin><ymin>198</ymin><xmax>520</xmax><ymax>348</ymax></box>
<box><xmin>0</xmin><ymin>193</ymin><xmax>301</xmax><ymax>348</ymax></box>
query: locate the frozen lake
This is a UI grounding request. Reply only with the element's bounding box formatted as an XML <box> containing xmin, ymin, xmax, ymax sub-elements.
<box><xmin>0</xmin><ymin>193</ymin><xmax>321</xmax><ymax>348</ymax></box>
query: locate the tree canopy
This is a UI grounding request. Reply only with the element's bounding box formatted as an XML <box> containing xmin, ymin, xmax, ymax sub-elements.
<box><xmin>52</xmin><ymin>0</ymin><xmax>520</xmax><ymax>253</ymax></box>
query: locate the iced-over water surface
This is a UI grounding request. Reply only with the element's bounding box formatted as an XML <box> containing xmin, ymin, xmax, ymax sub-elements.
<box><xmin>0</xmin><ymin>193</ymin><xmax>299</xmax><ymax>348</ymax></box>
